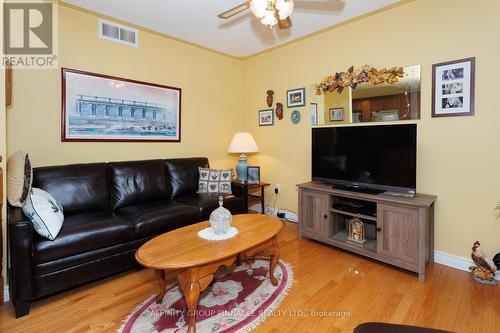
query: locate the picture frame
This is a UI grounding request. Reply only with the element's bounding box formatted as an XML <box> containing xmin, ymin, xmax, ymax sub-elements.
<box><xmin>329</xmin><ymin>107</ymin><xmax>344</xmax><ymax>121</ymax></box>
<box><xmin>247</xmin><ymin>166</ymin><xmax>260</xmax><ymax>184</ymax></box>
<box><xmin>310</xmin><ymin>103</ymin><xmax>318</xmax><ymax>125</ymax></box>
<box><xmin>432</xmin><ymin>57</ymin><xmax>475</xmax><ymax>117</ymax></box>
<box><xmin>286</xmin><ymin>87</ymin><xmax>306</xmax><ymax>108</ymax></box>
<box><xmin>258</xmin><ymin>109</ymin><xmax>274</xmax><ymax>126</ymax></box>
<box><xmin>61</xmin><ymin>68</ymin><xmax>182</xmax><ymax>142</ymax></box>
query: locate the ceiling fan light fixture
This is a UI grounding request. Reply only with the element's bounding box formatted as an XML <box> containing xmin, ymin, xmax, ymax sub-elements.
<box><xmin>250</xmin><ymin>0</ymin><xmax>268</xmax><ymax>18</ymax></box>
<box><xmin>261</xmin><ymin>8</ymin><xmax>278</xmax><ymax>27</ymax></box>
<box><xmin>276</xmin><ymin>0</ymin><xmax>294</xmax><ymax>19</ymax></box>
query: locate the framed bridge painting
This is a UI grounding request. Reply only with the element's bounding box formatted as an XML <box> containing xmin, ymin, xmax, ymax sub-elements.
<box><xmin>61</xmin><ymin>68</ymin><xmax>181</xmax><ymax>142</ymax></box>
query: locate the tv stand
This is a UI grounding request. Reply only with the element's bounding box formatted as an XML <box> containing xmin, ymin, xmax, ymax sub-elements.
<box><xmin>332</xmin><ymin>184</ymin><xmax>383</xmax><ymax>195</ymax></box>
<box><xmin>298</xmin><ymin>181</ymin><xmax>437</xmax><ymax>282</ymax></box>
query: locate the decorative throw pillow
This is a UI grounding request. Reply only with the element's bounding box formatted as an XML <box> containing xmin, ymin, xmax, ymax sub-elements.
<box><xmin>22</xmin><ymin>188</ymin><xmax>64</xmax><ymax>241</ymax></box>
<box><xmin>198</xmin><ymin>167</ymin><xmax>232</xmax><ymax>194</ymax></box>
<box><xmin>7</xmin><ymin>151</ymin><xmax>33</xmax><ymax>207</ymax></box>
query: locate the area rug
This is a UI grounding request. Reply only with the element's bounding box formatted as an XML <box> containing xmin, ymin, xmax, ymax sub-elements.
<box><xmin>119</xmin><ymin>259</ymin><xmax>293</xmax><ymax>333</ymax></box>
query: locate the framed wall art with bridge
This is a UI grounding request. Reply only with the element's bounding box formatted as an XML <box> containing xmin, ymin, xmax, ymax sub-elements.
<box><xmin>61</xmin><ymin>68</ymin><xmax>181</xmax><ymax>142</ymax></box>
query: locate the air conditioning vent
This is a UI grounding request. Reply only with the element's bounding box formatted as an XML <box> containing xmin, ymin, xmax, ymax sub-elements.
<box><xmin>99</xmin><ymin>19</ymin><xmax>138</xmax><ymax>47</ymax></box>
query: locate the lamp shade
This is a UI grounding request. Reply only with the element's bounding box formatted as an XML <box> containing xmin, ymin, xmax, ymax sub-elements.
<box><xmin>227</xmin><ymin>132</ymin><xmax>259</xmax><ymax>153</ymax></box>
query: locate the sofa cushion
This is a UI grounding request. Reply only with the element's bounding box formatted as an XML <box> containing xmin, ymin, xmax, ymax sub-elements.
<box><xmin>109</xmin><ymin>160</ymin><xmax>170</xmax><ymax>210</ymax></box>
<box><xmin>34</xmin><ymin>211</ymin><xmax>135</xmax><ymax>264</ymax></box>
<box><xmin>175</xmin><ymin>193</ymin><xmax>245</xmax><ymax>220</ymax></box>
<box><xmin>165</xmin><ymin>158</ymin><xmax>209</xmax><ymax>199</ymax></box>
<box><xmin>22</xmin><ymin>188</ymin><xmax>64</xmax><ymax>240</ymax></box>
<box><xmin>7</xmin><ymin>151</ymin><xmax>33</xmax><ymax>207</ymax></box>
<box><xmin>116</xmin><ymin>200</ymin><xmax>200</xmax><ymax>238</ymax></box>
<box><xmin>33</xmin><ymin>163</ymin><xmax>110</xmax><ymax>215</ymax></box>
<box><xmin>197</xmin><ymin>167</ymin><xmax>232</xmax><ymax>194</ymax></box>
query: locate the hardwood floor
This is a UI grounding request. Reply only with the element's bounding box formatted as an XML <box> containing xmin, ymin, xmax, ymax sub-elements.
<box><xmin>1</xmin><ymin>222</ymin><xmax>498</xmax><ymax>333</ymax></box>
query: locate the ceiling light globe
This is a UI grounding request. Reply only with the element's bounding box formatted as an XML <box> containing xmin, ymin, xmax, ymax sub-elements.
<box><xmin>250</xmin><ymin>0</ymin><xmax>268</xmax><ymax>18</ymax></box>
<box><xmin>276</xmin><ymin>0</ymin><xmax>294</xmax><ymax>19</ymax></box>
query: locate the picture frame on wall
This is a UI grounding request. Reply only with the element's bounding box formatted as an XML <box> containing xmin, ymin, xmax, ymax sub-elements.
<box><xmin>247</xmin><ymin>166</ymin><xmax>260</xmax><ymax>184</ymax></box>
<box><xmin>310</xmin><ymin>103</ymin><xmax>318</xmax><ymax>125</ymax></box>
<box><xmin>432</xmin><ymin>57</ymin><xmax>475</xmax><ymax>117</ymax></box>
<box><xmin>259</xmin><ymin>109</ymin><xmax>274</xmax><ymax>126</ymax></box>
<box><xmin>61</xmin><ymin>68</ymin><xmax>182</xmax><ymax>142</ymax></box>
<box><xmin>286</xmin><ymin>87</ymin><xmax>306</xmax><ymax>108</ymax></box>
<box><xmin>329</xmin><ymin>107</ymin><xmax>344</xmax><ymax>121</ymax></box>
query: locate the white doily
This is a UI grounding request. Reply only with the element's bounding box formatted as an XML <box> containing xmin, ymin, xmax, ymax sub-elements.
<box><xmin>197</xmin><ymin>227</ymin><xmax>239</xmax><ymax>241</ymax></box>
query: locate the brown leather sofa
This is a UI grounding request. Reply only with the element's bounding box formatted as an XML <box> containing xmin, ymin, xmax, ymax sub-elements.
<box><xmin>7</xmin><ymin>157</ymin><xmax>247</xmax><ymax>317</ymax></box>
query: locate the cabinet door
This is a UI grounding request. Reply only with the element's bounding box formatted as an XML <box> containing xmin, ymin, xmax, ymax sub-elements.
<box><xmin>300</xmin><ymin>190</ymin><xmax>331</xmax><ymax>236</ymax></box>
<box><xmin>377</xmin><ymin>203</ymin><xmax>419</xmax><ymax>265</ymax></box>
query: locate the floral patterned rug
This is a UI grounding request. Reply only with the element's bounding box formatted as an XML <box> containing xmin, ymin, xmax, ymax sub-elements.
<box><xmin>119</xmin><ymin>259</ymin><xmax>293</xmax><ymax>333</ymax></box>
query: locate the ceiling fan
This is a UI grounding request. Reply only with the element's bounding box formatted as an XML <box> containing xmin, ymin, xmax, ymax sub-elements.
<box><xmin>217</xmin><ymin>0</ymin><xmax>341</xmax><ymax>29</ymax></box>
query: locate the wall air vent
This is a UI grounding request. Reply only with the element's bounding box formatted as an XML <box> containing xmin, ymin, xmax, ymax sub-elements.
<box><xmin>99</xmin><ymin>19</ymin><xmax>138</xmax><ymax>47</ymax></box>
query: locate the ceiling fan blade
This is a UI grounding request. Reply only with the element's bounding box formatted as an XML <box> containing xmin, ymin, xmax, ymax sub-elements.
<box><xmin>217</xmin><ymin>1</ymin><xmax>250</xmax><ymax>19</ymax></box>
<box><xmin>278</xmin><ymin>17</ymin><xmax>292</xmax><ymax>29</ymax></box>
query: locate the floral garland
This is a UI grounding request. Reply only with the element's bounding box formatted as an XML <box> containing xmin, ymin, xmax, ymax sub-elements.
<box><xmin>316</xmin><ymin>65</ymin><xmax>405</xmax><ymax>95</ymax></box>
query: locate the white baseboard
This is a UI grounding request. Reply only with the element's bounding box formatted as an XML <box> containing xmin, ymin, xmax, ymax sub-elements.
<box><xmin>434</xmin><ymin>250</ymin><xmax>499</xmax><ymax>281</ymax></box>
<box><xmin>3</xmin><ymin>285</ymin><xmax>9</xmax><ymax>303</ymax></box>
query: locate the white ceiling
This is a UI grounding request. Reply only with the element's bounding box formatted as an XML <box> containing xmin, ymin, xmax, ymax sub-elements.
<box><xmin>62</xmin><ymin>0</ymin><xmax>401</xmax><ymax>57</ymax></box>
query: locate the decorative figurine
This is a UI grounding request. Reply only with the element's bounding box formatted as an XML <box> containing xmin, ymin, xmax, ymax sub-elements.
<box><xmin>266</xmin><ymin>90</ymin><xmax>274</xmax><ymax>107</ymax></box>
<box><xmin>276</xmin><ymin>102</ymin><xmax>283</xmax><ymax>120</ymax></box>
<box><xmin>347</xmin><ymin>218</ymin><xmax>367</xmax><ymax>245</ymax></box>
<box><xmin>470</xmin><ymin>241</ymin><xmax>497</xmax><ymax>285</ymax></box>
<box><xmin>209</xmin><ymin>196</ymin><xmax>232</xmax><ymax>235</ymax></box>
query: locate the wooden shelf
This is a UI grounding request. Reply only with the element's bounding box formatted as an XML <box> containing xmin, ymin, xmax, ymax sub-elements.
<box><xmin>330</xmin><ymin>208</ymin><xmax>377</xmax><ymax>222</ymax></box>
<box><xmin>331</xmin><ymin>230</ymin><xmax>376</xmax><ymax>253</ymax></box>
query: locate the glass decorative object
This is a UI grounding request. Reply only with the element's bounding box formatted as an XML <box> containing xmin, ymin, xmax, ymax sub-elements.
<box><xmin>347</xmin><ymin>218</ymin><xmax>367</xmax><ymax>245</ymax></box>
<box><xmin>209</xmin><ymin>196</ymin><xmax>233</xmax><ymax>235</ymax></box>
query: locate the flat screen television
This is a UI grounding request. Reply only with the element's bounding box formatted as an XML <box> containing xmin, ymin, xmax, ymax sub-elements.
<box><xmin>312</xmin><ymin>124</ymin><xmax>416</xmax><ymax>194</ymax></box>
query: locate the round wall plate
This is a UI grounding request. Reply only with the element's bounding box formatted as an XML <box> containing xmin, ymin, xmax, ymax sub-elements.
<box><xmin>291</xmin><ymin>110</ymin><xmax>301</xmax><ymax>124</ymax></box>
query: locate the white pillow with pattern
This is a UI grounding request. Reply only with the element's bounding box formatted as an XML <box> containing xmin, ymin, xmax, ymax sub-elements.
<box><xmin>198</xmin><ymin>167</ymin><xmax>232</xmax><ymax>194</ymax></box>
<box><xmin>22</xmin><ymin>188</ymin><xmax>64</xmax><ymax>240</ymax></box>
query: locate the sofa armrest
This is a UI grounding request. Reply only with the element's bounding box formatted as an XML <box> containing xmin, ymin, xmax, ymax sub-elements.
<box><xmin>7</xmin><ymin>205</ymin><xmax>34</xmax><ymax>315</ymax></box>
<box><xmin>231</xmin><ymin>180</ymin><xmax>248</xmax><ymax>213</ymax></box>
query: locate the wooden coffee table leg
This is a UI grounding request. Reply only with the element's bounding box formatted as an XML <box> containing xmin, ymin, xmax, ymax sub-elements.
<box><xmin>268</xmin><ymin>236</ymin><xmax>280</xmax><ymax>286</ymax></box>
<box><xmin>155</xmin><ymin>269</ymin><xmax>167</xmax><ymax>303</ymax></box>
<box><xmin>178</xmin><ymin>268</ymin><xmax>202</xmax><ymax>333</ymax></box>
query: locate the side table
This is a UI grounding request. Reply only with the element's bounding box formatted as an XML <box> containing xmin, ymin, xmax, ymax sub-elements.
<box><xmin>231</xmin><ymin>180</ymin><xmax>270</xmax><ymax>213</ymax></box>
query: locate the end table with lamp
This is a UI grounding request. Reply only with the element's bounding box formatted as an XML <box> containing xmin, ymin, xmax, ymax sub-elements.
<box><xmin>227</xmin><ymin>132</ymin><xmax>259</xmax><ymax>181</ymax></box>
<box><xmin>231</xmin><ymin>180</ymin><xmax>270</xmax><ymax>214</ymax></box>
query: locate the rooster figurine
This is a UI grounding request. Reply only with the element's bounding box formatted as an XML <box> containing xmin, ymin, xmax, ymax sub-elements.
<box><xmin>470</xmin><ymin>241</ymin><xmax>497</xmax><ymax>285</ymax></box>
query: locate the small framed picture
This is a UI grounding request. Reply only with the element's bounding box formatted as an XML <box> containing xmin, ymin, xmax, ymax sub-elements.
<box><xmin>259</xmin><ymin>109</ymin><xmax>274</xmax><ymax>126</ymax></box>
<box><xmin>310</xmin><ymin>103</ymin><xmax>318</xmax><ymax>125</ymax></box>
<box><xmin>329</xmin><ymin>107</ymin><xmax>344</xmax><ymax>121</ymax></box>
<box><xmin>287</xmin><ymin>88</ymin><xmax>306</xmax><ymax>108</ymax></box>
<box><xmin>432</xmin><ymin>57</ymin><xmax>475</xmax><ymax>117</ymax></box>
<box><xmin>247</xmin><ymin>166</ymin><xmax>260</xmax><ymax>184</ymax></box>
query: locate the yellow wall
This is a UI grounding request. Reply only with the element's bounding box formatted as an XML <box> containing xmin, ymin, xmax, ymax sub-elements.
<box><xmin>324</xmin><ymin>89</ymin><xmax>352</xmax><ymax>124</ymax></box>
<box><xmin>242</xmin><ymin>0</ymin><xmax>500</xmax><ymax>258</ymax></box>
<box><xmin>7</xmin><ymin>5</ymin><xmax>244</xmax><ymax>168</ymax></box>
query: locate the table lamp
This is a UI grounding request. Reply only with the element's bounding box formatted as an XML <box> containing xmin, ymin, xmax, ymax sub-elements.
<box><xmin>227</xmin><ymin>132</ymin><xmax>259</xmax><ymax>181</ymax></box>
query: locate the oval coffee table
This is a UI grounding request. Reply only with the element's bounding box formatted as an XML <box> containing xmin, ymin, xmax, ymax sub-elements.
<box><xmin>135</xmin><ymin>214</ymin><xmax>283</xmax><ymax>333</ymax></box>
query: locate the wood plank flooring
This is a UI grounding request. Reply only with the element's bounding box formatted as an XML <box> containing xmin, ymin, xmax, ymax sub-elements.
<box><xmin>0</xmin><ymin>222</ymin><xmax>498</xmax><ymax>333</ymax></box>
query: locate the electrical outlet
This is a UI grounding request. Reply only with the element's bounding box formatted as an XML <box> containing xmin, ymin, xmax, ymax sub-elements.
<box><xmin>274</xmin><ymin>184</ymin><xmax>280</xmax><ymax>193</ymax></box>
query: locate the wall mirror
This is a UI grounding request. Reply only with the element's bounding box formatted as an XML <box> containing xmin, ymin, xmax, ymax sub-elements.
<box><xmin>310</xmin><ymin>65</ymin><xmax>421</xmax><ymax>125</ymax></box>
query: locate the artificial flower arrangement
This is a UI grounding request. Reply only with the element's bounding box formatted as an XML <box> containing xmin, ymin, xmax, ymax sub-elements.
<box><xmin>316</xmin><ymin>65</ymin><xmax>405</xmax><ymax>95</ymax></box>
